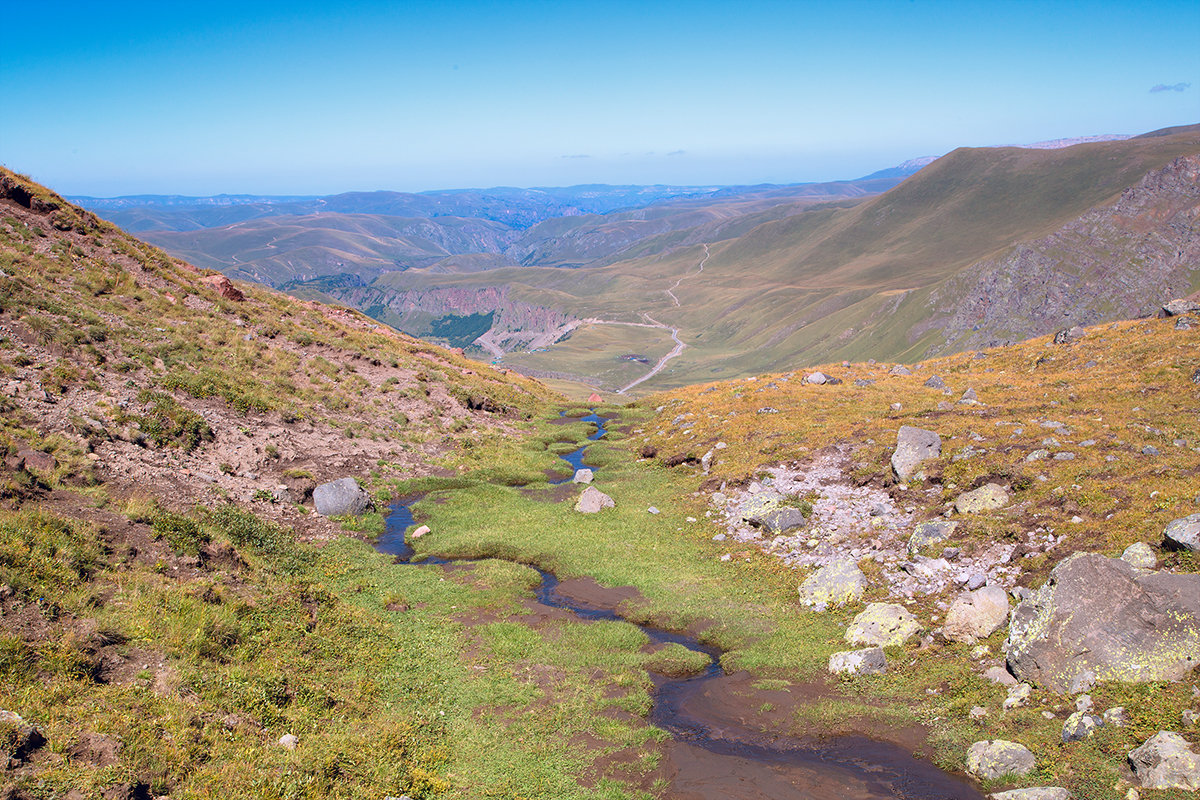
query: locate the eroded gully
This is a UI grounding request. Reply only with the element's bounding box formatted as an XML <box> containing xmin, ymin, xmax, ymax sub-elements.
<box><xmin>375</xmin><ymin>413</ymin><xmax>983</xmax><ymax>800</ymax></box>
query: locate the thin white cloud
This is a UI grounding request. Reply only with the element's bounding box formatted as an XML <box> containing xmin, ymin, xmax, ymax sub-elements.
<box><xmin>1149</xmin><ymin>82</ymin><xmax>1191</xmax><ymax>93</ymax></box>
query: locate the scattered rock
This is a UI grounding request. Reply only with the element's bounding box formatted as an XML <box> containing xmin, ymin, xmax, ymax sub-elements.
<box><xmin>828</xmin><ymin>647</ymin><xmax>887</xmax><ymax>676</ymax></box>
<box><xmin>954</xmin><ymin>483</ymin><xmax>1009</xmax><ymax>514</ymax></box>
<box><xmin>1163</xmin><ymin>514</ymin><xmax>1200</xmax><ymax>552</ymax></box>
<box><xmin>908</xmin><ymin>520</ymin><xmax>958</xmax><ymax>555</ymax></box>
<box><xmin>944</xmin><ymin>586</ymin><xmax>1009</xmax><ymax>643</ymax></box>
<box><xmin>313</xmin><ymin>477</ymin><xmax>370</xmax><ymax>516</ymax></box>
<box><xmin>889</xmin><ymin>365</ymin><xmax>913</xmax><ymax>376</ymax></box>
<box><xmin>572</xmin><ymin>468</ymin><xmax>594</xmax><ymax>484</ymax></box>
<box><xmin>1104</xmin><ymin>707</ymin><xmax>1130</xmax><ymax>727</ymax></box>
<box><xmin>970</xmin><ymin>706</ymin><xmax>989</xmax><ymax>720</ymax></box>
<box><xmin>845</xmin><ymin>603</ymin><xmax>921</xmax><ymax>647</ymax></box>
<box><xmin>201</xmin><ymin>273</ymin><xmax>245</xmax><ymax>302</ymax></box>
<box><xmin>1142</xmin><ymin>445</ymin><xmax>1160</xmax><ymax>456</ymax></box>
<box><xmin>575</xmin><ymin>486</ymin><xmax>615</xmax><ymax>513</ymax></box>
<box><xmin>0</xmin><ymin>710</ymin><xmax>45</xmax><ymax>761</ymax></box>
<box><xmin>1053</xmin><ymin>326</ymin><xmax>1086</xmax><ymax>344</ymax></box>
<box><xmin>1004</xmin><ymin>683</ymin><xmax>1033</xmax><ymax>710</ymax></box>
<box><xmin>1025</xmin><ymin>449</ymin><xmax>1050</xmax><ymax>462</ymax></box>
<box><xmin>1121</xmin><ymin>542</ymin><xmax>1157</xmax><ymax>569</ymax></box>
<box><xmin>989</xmin><ymin>788</ymin><xmax>1071</xmax><ymax>800</ymax></box>
<box><xmin>985</xmin><ymin>666</ymin><xmax>1018</xmax><ymax>686</ymax></box>
<box><xmin>1161</xmin><ymin>299</ymin><xmax>1200</xmax><ymax>317</ymax></box>
<box><xmin>1006</xmin><ymin>553</ymin><xmax>1200</xmax><ymax>692</ymax></box>
<box><xmin>410</xmin><ymin>525</ymin><xmax>430</xmax><ymax>540</ymax></box>
<box><xmin>891</xmin><ymin>426</ymin><xmax>942</xmax><ymax>483</ymax></box>
<box><xmin>924</xmin><ymin>375</ymin><xmax>947</xmax><ymax>390</ymax></box>
<box><xmin>806</xmin><ymin>372</ymin><xmax>828</xmax><ymax>385</ymax></box>
<box><xmin>966</xmin><ymin>740</ymin><xmax>1036</xmax><ymax>780</ymax></box>
<box><xmin>647</xmin><ymin>506</ymin><xmax>660</xmax><ymax>514</ymax></box>
<box><xmin>959</xmin><ymin>387</ymin><xmax>981</xmax><ymax>405</ymax></box>
<box><xmin>1062</xmin><ymin>711</ymin><xmax>1104</xmax><ymax>742</ymax></box>
<box><xmin>797</xmin><ymin>558</ymin><xmax>867</xmax><ymax>608</ymax></box>
<box><xmin>1128</xmin><ymin>731</ymin><xmax>1200</xmax><ymax>790</ymax></box>
<box><xmin>279</xmin><ymin>733</ymin><xmax>299</xmax><ymax>750</ymax></box>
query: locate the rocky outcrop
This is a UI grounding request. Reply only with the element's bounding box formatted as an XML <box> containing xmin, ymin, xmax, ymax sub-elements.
<box><xmin>891</xmin><ymin>426</ymin><xmax>941</xmax><ymax>483</ymax></box>
<box><xmin>201</xmin><ymin>274</ymin><xmax>245</xmax><ymax>302</ymax></box>
<box><xmin>920</xmin><ymin>153</ymin><xmax>1200</xmax><ymax>354</ymax></box>
<box><xmin>1006</xmin><ymin>554</ymin><xmax>1200</xmax><ymax>692</ymax></box>
<box><xmin>313</xmin><ymin>477</ymin><xmax>371</xmax><ymax>516</ymax></box>
<box><xmin>966</xmin><ymin>740</ymin><xmax>1036</xmax><ymax>780</ymax></box>
<box><xmin>1128</xmin><ymin>731</ymin><xmax>1200</xmax><ymax>790</ymax></box>
<box><xmin>845</xmin><ymin>603</ymin><xmax>921</xmax><ymax>647</ymax></box>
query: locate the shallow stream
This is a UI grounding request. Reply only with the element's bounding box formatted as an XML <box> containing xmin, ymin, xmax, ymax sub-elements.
<box><xmin>376</xmin><ymin>412</ymin><xmax>983</xmax><ymax>799</ymax></box>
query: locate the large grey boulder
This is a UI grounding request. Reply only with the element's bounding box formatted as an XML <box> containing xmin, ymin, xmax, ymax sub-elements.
<box><xmin>828</xmin><ymin>647</ymin><xmax>887</xmax><ymax>676</ymax></box>
<box><xmin>989</xmin><ymin>789</ymin><xmax>1070</xmax><ymax>800</ymax></box>
<box><xmin>966</xmin><ymin>740</ymin><xmax>1036</xmax><ymax>780</ymax></box>
<box><xmin>313</xmin><ymin>477</ymin><xmax>371</xmax><ymax>516</ymax></box>
<box><xmin>1006</xmin><ymin>554</ymin><xmax>1200</xmax><ymax>692</ymax></box>
<box><xmin>845</xmin><ymin>603</ymin><xmax>921</xmax><ymax>647</ymax></box>
<box><xmin>1164</xmin><ymin>513</ymin><xmax>1200</xmax><ymax>552</ymax></box>
<box><xmin>798</xmin><ymin>558</ymin><xmax>867</xmax><ymax>608</ymax></box>
<box><xmin>891</xmin><ymin>426</ymin><xmax>941</xmax><ymax>483</ymax></box>
<box><xmin>575</xmin><ymin>486</ymin><xmax>615</xmax><ymax>513</ymax></box>
<box><xmin>944</xmin><ymin>586</ymin><xmax>1009</xmax><ymax>643</ymax></box>
<box><xmin>908</xmin><ymin>520</ymin><xmax>958</xmax><ymax>555</ymax></box>
<box><xmin>1128</xmin><ymin>731</ymin><xmax>1200</xmax><ymax>790</ymax></box>
<box><xmin>954</xmin><ymin>483</ymin><xmax>1009</xmax><ymax>514</ymax></box>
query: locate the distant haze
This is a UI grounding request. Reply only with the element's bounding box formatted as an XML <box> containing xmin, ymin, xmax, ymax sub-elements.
<box><xmin>3</xmin><ymin>0</ymin><xmax>1196</xmax><ymax>195</ymax></box>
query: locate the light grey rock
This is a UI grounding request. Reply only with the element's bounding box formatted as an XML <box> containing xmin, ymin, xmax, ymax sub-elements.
<box><xmin>806</xmin><ymin>371</ymin><xmax>828</xmax><ymax>385</ymax></box>
<box><xmin>313</xmin><ymin>477</ymin><xmax>370</xmax><ymax>516</ymax></box>
<box><xmin>1164</xmin><ymin>513</ymin><xmax>1200</xmax><ymax>552</ymax></box>
<box><xmin>985</xmin><ymin>666</ymin><xmax>1018</xmax><ymax>686</ymax></box>
<box><xmin>1004</xmin><ymin>682</ymin><xmax>1033</xmax><ymax>710</ymax></box>
<box><xmin>945</xmin><ymin>586</ymin><xmax>1009</xmax><ymax>643</ymax></box>
<box><xmin>1006</xmin><ymin>554</ymin><xmax>1200</xmax><ymax>692</ymax></box>
<box><xmin>1104</xmin><ymin>707</ymin><xmax>1129</xmax><ymax>727</ymax></box>
<box><xmin>966</xmin><ymin>740</ymin><xmax>1036</xmax><ymax>780</ymax></box>
<box><xmin>575</xmin><ymin>486</ymin><xmax>615</xmax><ymax>513</ymax></box>
<box><xmin>410</xmin><ymin>525</ymin><xmax>430</xmax><ymax>540</ymax></box>
<box><xmin>989</xmin><ymin>788</ymin><xmax>1071</xmax><ymax>800</ymax></box>
<box><xmin>889</xmin><ymin>365</ymin><xmax>913</xmax><ymax>376</ymax></box>
<box><xmin>748</xmin><ymin>506</ymin><xmax>809</xmax><ymax>534</ymax></box>
<box><xmin>1121</xmin><ymin>542</ymin><xmax>1157</xmax><ymax>569</ymax></box>
<box><xmin>954</xmin><ymin>483</ymin><xmax>1009</xmax><ymax>514</ymax></box>
<box><xmin>1062</xmin><ymin>711</ymin><xmax>1103</xmax><ymax>742</ymax></box>
<box><xmin>1053</xmin><ymin>327</ymin><xmax>1087</xmax><ymax>345</ymax></box>
<box><xmin>959</xmin><ymin>387</ymin><xmax>981</xmax><ymax>404</ymax></box>
<box><xmin>828</xmin><ymin>647</ymin><xmax>887</xmax><ymax>676</ymax></box>
<box><xmin>1025</xmin><ymin>449</ymin><xmax>1050</xmax><ymax>462</ymax></box>
<box><xmin>1143</xmin><ymin>445</ymin><xmax>1160</xmax><ymax>456</ymax></box>
<box><xmin>924</xmin><ymin>374</ymin><xmax>947</xmax><ymax>389</ymax></box>
<box><xmin>908</xmin><ymin>520</ymin><xmax>958</xmax><ymax>555</ymax></box>
<box><xmin>1075</xmin><ymin>694</ymin><xmax>1093</xmax><ymax>712</ymax></box>
<box><xmin>279</xmin><ymin>733</ymin><xmax>299</xmax><ymax>750</ymax></box>
<box><xmin>970</xmin><ymin>705</ymin><xmax>989</xmax><ymax>720</ymax></box>
<box><xmin>891</xmin><ymin>426</ymin><xmax>942</xmax><ymax>483</ymax></box>
<box><xmin>572</xmin><ymin>468</ymin><xmax>594</xmax><ymax>484</ymax></box>
<box><xmin>1128</xmin><ymin>731</ymin><xmax>1200</xmax><ymax>790</ymax></box>
<box><xmin>845</xmin><ymin>603</ymin><xmax>921</xmax><ymax>647</ymax></box>
<box><xmin>798</xmin><ymin>558</ymin><xmax>867</xmax><ymax>608</ymax></box>
<box><xmin>1162</xmin><ymin>299</ymin><xmax>1200</xmax><ymax>317</ymax></box>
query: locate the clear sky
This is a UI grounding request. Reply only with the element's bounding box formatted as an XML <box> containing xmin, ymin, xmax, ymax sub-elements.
<box><xmin>2</xmin><ymin>0</ymin><xmax>1197</xmax><ymax>196</ymax></box>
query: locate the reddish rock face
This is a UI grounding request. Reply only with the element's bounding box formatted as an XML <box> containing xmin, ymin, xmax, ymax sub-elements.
<box><xmin>201</xmin><ymin>274</ymin><xmax>244</xmax><ymax>302</ymax></box>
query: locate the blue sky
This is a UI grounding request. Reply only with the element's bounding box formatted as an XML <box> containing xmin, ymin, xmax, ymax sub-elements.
<box><xmin>2</xmin><ymin>0</ymin><xmax>1197</xmax><ymax>195</ymax></box>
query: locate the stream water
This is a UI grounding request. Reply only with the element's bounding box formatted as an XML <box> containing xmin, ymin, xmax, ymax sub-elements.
<box><xmin>376</xmin><ymin>413</ymin><xmax>983</xmax><ymax>799</ymax></box>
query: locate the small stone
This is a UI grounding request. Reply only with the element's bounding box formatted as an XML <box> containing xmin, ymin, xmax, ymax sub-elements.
<box><xmin>959</xmin><ymin>387</ymin><xmax>980</xmax><ymax>405</ymax></box>
<box><xmin>924</xmin><ymin>375</ymin><xmax>947</xmax><ymax>390</ymax></box>
<box><xmin>1076</xmin><ymin>694</ymin><xmax>1094</xmax><ymax>713</ymax></box>
<box><xmin>908</xmin><ymin>520</ymin><xmax>959</xmax><ymax>555</ymax></box>
<box><xmin>890</xmin><ymin>365</ymin><xmax>913</xmax><ymax>376</ymax></box>
<box><xmin>806</xmin><ymin>372</ymin><xmax>828</xmax><ymax>385</ymax></box>
<box><xmin>1121</xmin><ymin>542</ymin><xmax>1157</xmax><ymax>569</ymax></box>
<box><xmin>1183</xmin><ymin>709</ymin><xmax>1200</xmax><ymax>726</ymax></box>
<box><xmin>410</xmin><ymin>525</ymin><xmax>430</xmax><ymax>540</ymax></box>
<box><xmin>845</xmin><ymin>603</ymin><xmax>921</xmax><ymax>647</ymax></box>
<box><xmin>1004</xmin><ymin>683</ymin><xmax>1033</xmax><ymax>711</ymax></box>
<box><xmin>279</xmin><ymin>733</ymin><xmax>299</xmax><ymax>750</ymax></box>
<box><xmin>984</xmin><ymin>666</ymin><xmax>1017</xmax><ymax>686</ymax></box>
<box><xmin>1062</xmin><ymin>711</ymin><xmax>1103</xmax><ymax>742</ymax></box>
<box><xmin>966</xmin><ymin>740</ymin><xmax>1036</xmax><ymax>780</ymax></box>
<box><xmin>797</xmin><ymin>558</ymin><xmax>868</xmax><ymax>608</ymax></box>
<box><xmin>1142</xmin><ymin>445</ymin><xmax>1160</xmax><ymax>456</ymax></box>
<box><xmin>575</xmin><ymin>486</ymin><xmax>615</xmax><ymax>513</ymax></box>
<box><xmin>828</xmin><ymin>647</ymin><xmax>888</xmax><ymax>676</ymax></box>
<box><xmin>944</xmin><ymin>586</ymin><xmax>1009</xmax><ymax>643</ymax></box>
<box><xmin>953</xmin><ymin>483</ymin><xmax>1009</xmax><ymax>514</ymax></box>
<box><xmin>1104</xmin><ymin>707</ymin><xmax>1130</xmax><ymax>727</ymax></box>
<box><xmin>970</xmin><ymin>706</ymin><xmax>989</xmax><ymax>720</ymax></box>
<box><xmin>1025</xmin><ymin>449</ymin><xmax>1050</xmax><ymax>462</ymax></box>
<box><xmin>647</xmin><ymin>506</ymin><xmax>660</xmax><ymax>514</ymax></box>
<box><xmin>572</xmin><ymin>468</ymin><xmax>594</xmax><ymax>484</ymax></box>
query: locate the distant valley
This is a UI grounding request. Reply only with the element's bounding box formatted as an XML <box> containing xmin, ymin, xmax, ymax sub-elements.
<box><xmin>74</xmin><ymin>126</ymin><xmax>1200</xmax><ymax>397</ymax></box>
